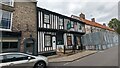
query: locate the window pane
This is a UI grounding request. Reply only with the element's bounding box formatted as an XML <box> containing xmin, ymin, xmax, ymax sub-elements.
<box><xmin>71</xmin><ymin>21</ymin><xmax>74</xmax><ymax>28</ymax></box>
<box><xmin>67</xmin><ymin>36</ymin><xmax>72</xmax><ymax>46</ymax></box>
<box><xmin>59</xmin><ymin>18</ymin><xmax>63</xmax><ymax>29</ymax></box>
<box><xmin>1</xmin><ymin>0</ymin><xmax>12</xmax><ymax>6</ymax></box>
<box><xmin>79</xmin><ymin>24</ymin><xmax>82</xmax><ymax>30</ymax></box>
<box><xmin>5</xmin><ymin>54</ymin><xmax>28</xmax><ymax>62</ymax></box>
<box><xmin>74</xmin><ymin>22</ymin><xmax>77</xmax><ymax>30</ymax></box>
<box><xmin>67</xmin><ymin>21</ymin><xmax>71</xmax><ymax>29</ymax></box>
<box><xmin>47</xmin><ymin>24</ymin><xmax>50</xmax><ymax>28</ymax></box>
<box><xmin>2</xmin><ymin>10</ymin><xmax>11</xmax><ymax>19</ymax></box>
<box><xmin>10</xmin><ymin>42</ymin><xmax>18</xmax><ymax>48</ymax></box>
<box><xmin>0</xmin><ymin>10</ymin><xmax>11</xmax><ymax>29</ymax></box>
<box><xmin>59</xmin><ymin>18</ymin><xmax>63</xmax><ymax>26</ymax></box>
<box><xmin>1</xmin><ymin>18</ymin><xmax>10</xmax><ymax>29</ymax></box>
<box><xmin>44</xmin><ymin>14</ymin><xmax>49</xmax><ymax>23</ymax></box>
<box><xmin>6</xmin><ymin>54</ymin><xmax>26</xmax><ymax>59</ymax></box>
<box><xmin>56</xmin><ymin>33</ymin><xmax>64</xmax><ymax>45</ymax></box>
<box><xmin>0</xmin><ymin>9</ymin><xmax>2</xmax><ymax>25</ymax></box>
<box><xmin>0</xmin><ymin>56</ymin><xmax>3</xmax><ymax>63</ymax></box>
<box><xmin>2</xmin><ymin>42</ymin><xmax>9</xmax><ymax>49</ymax></box>
<box><xmin>45</xmin><ymin>35</ymin><xmax>51</xmax><ymax>47</ymax></box>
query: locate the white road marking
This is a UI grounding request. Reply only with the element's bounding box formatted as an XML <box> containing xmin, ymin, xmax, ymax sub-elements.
<box><xmin>76</xmin><ymin>60</ymin><xmax>80</xmax><ymax>62</ymax></box>
<box><xmin>98</xmin><ymin>51</ymin><xmax>104</xmax><ymax>52</ymax></box>
<box><xmin>64</xmin><ymin>62</ymin><xmax>70</xmax><ymax>65</ymax></box>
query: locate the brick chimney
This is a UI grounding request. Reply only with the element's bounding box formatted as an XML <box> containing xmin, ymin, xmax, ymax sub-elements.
<box><xmin>79</xmin><ymin>13</ymin><xmax>85</xmax><ymax>19</ymax></box>
<box><xmin>91</xmin><ymin>18</ymin><xmax>95</xmax><ymax>22</ymax></box>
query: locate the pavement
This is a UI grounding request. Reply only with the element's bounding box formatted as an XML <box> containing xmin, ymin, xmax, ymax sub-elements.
<box><xmin>48</xmin><ymin>50</ymin><xmax>97</xmax><ymax>62</ymax></box>
<box><xmin>49</xmin><ymin>45</ymin><xmax>118</xmax><ymax>66</ymax></box>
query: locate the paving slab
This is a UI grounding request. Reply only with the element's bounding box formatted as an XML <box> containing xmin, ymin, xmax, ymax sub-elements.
<box><xmin>48</xmin><ymin>51</ymin><xmax>97</xmax><ymax>62</ymax></box>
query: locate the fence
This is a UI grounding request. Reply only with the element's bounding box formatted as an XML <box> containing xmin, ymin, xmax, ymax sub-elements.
<box><xmin>81</xmin><ymin>31</ymin><xmax>118</xmax><ymax>50</ymax></box>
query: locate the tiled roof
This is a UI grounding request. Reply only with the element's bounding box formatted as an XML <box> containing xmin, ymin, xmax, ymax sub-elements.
<box><xmin>71</xmin><ymin>15</ymin><xmax>114</xmax><ymax>31</ymax></box>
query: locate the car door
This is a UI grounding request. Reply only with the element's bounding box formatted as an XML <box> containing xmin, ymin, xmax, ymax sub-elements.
<box><xmin>3</xmin><ymin>54</ymin><xmax>28</xmax><ymax>66</ymax></box>
<box><xmin>5</xmin><ymin>54</ymin><xmax>36</xmax><ymax>67</ymax></box>
<box><xmin>0</xmin><ymin>55</ymin><xmax>10</xmax><ymax>68</ymax></box>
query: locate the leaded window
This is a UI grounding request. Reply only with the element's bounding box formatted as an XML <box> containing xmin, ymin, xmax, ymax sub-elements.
<box><xmin>59</xmin><ymin>18</ymin><xmax>64</xmax><ymax>29</ymax></box>
<box><xmin>44</xmin><ymin>14</ymin><xmax>50</xmax><ymax>28</ymax></box>
<box><xmin>44</xmin><ymin>35</ymin><xmax>52</xmax><ymax>47</ymax></box>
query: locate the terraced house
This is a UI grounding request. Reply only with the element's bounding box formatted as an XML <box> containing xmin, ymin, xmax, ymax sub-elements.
<box><xmin>0</xmin><ymin>0</ymin><xmax>38</xmax><ymax>55</ymax></box>
<box><xmin>1</xmin><ymin>0</ymin><xmax>117</xmax><ymax>56</ymax></box>
<box><xmin>71</xmin><ymin>13</ymin><xmax>118</xmax><ymax>50</ymax></box>
<box><xmin>71</xmin><ymin>13</ymin><xmax>114</xmax><ymax>34</ymax></box>
<box><xmin>0</xmin><ymin>0</ymin><xmax>86</xmax><ymax>55</ymax></box>
<box><xmin>37</xmin><ymin>7</ymin><xmax>86</xmax><ymax>54</ymax></box>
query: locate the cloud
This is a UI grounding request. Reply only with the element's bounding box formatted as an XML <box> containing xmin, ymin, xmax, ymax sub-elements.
<box><xmin>37</xmin><ymin>0</ymin><xmax>119</xmax><ymax>25</ymax></box>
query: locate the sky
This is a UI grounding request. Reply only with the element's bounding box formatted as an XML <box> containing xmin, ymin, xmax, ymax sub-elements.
<box><xmin>37</xmin><ymin>0</ymin><xmax>119</xmax><ymax>25</ymax></box>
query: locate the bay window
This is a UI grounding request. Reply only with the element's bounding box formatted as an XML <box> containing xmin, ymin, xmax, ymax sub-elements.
<box><xmin>0</xmin><ymin>10</ymin><xmax>12</xmax><ymax>30</ymax></box>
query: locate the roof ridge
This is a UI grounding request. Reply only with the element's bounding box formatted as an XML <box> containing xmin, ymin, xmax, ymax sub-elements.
<box><xmin>71</xmin><ymin>15</ymin><xmax>114</xmax><ymax>31</ymax></box>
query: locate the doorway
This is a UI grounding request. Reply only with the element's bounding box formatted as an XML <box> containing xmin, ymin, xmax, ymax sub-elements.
<box><xmin>24</xmin><ymin>38</ymin><xmax>37</xmax><ymax>55</ymax></box>
<box><xmin>52</xmin><ymin>36</ymin><xmax>56</xmax><ymax>50</ymax></box>
<box><xmin>25</xmin><ymin>40</ymin><xmax>34</xmax><ymax>54</ymax></box>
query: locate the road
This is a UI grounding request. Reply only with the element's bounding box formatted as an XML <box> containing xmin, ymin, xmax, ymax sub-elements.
<box><xmin>48</xmin><ymin>45</ymin><xmax>118</xmax><ymax>66</ymax></box>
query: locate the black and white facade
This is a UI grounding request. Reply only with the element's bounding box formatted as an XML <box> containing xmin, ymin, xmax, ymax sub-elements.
<box><xmin>37</xmin><ymin>7</ymin><xmax>85</xmax><ymax>53</ymax></box>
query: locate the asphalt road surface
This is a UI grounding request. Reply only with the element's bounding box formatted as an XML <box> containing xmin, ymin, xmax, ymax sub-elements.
<box><xmin>49</xmin><ymin>45</ymin><xmax>118</xmax><ymax>66</ymax></box>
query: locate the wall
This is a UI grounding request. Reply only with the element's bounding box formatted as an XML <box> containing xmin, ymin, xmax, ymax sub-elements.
<box><xmin>85</xmin><ymin>25</ymin><xmax>92</xmax><ymax>34</ymax></box>
<box><xmin>12</xmin><ymin>2</ymin><xmax>37</xmax><ymax>52</ymax></box>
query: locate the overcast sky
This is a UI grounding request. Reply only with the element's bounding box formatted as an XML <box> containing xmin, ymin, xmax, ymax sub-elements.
<box><xmin>37</xmin><ymin>0</ymin><xmax>119</xmax><ymax>25</ymax></box>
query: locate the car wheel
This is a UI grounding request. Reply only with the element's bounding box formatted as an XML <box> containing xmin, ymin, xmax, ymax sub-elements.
<box><xmin>34</xmin><ymin>61</ymin><xmax>46</xmax><ymax>68</ymax></box>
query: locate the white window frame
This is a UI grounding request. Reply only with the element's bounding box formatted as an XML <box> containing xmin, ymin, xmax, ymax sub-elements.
<box><xmin>0</xmin><ymin>0</ymin><xmax>14</xmax><ymax>7</ymax></box>
<box><xmin>71</xmin><ymin>21</ymin><xmax>74</xmax><ymax>28</ymax></box>
<box><xmin>44</xmin><ymin>14</ymin><xmax>50</xmax><ymax>24</ymax></box>
<box><xmin>0</xmin><ymin>10</ymin><xmax>13</xmax><ymax>31</ymax></box>
<box><xmin>59</xmin><ymin>18</ymin><xmax>64</xmax><ymax>29</ymax></box>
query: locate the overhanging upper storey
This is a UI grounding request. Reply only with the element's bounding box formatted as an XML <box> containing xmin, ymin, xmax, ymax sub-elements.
<box><xmin>37</xmin><ymin>7</ymin><xmax>86</xmax><ymax>33</ymax></box>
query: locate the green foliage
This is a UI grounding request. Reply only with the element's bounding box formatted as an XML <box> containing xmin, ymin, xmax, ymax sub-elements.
<box><xmin>108</xmin><ymin>18</ymin><xmax>120</xmax><ymax>34</ymax></box>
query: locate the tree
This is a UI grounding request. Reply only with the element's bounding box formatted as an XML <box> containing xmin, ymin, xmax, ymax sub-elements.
<box><xmin>108</xmin><ymin>18</ymin><xmax>120</xmax><ymax>34</ymax></box>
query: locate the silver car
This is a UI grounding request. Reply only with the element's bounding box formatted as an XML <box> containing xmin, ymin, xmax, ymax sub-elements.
<box><xmin>0</xmin><ymin>53</ymin><xmax>48</xmax><ymax>68</ymax></box>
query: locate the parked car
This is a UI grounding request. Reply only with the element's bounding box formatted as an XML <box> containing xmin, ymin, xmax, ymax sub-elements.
<box><xmin>0</xmin><ymin>53</ymin><xmax>48</xmax><ymax>68</ymax></box>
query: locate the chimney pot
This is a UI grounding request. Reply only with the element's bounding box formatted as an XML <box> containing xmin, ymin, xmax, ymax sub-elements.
<box><xmin>103</xmin><ymin>23</ymin><xmax>106</xmax><ymax>26</ymax></box>
<box><xmin>91</xmin><ymin>18</ymin><xmax>95</xmax><ymax>22</ymax></box>
<box><xmin>79</xmin><ymin>13</ymin><xmax>85</xmax><ymax>19</ymax></box>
